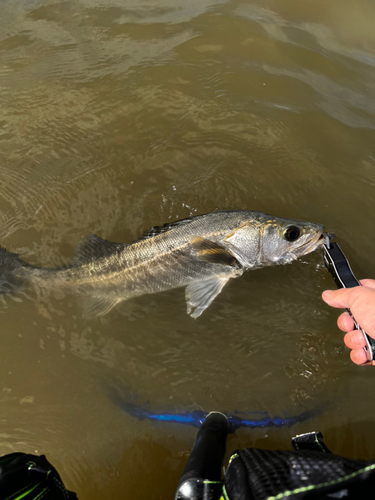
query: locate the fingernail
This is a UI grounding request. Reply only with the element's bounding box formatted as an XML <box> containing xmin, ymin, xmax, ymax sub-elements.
<box><xmin>353</xmin><ymin>332</ymin><xmax>364</xmax><ymax>346</ymax></box>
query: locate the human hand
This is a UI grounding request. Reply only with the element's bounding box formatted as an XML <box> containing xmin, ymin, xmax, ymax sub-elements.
<box><xmin>322</xmin><ymin>279</ymin><xmax>375</xmax><ymax>366</ymax></box>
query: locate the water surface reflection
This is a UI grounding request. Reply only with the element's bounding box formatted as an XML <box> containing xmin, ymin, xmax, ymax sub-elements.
<box><xmin>1</xmin><ymin>0</ymin><xmax>375</xmax><ymax>498</ymax></box>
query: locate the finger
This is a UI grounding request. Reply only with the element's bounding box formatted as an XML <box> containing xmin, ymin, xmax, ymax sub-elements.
<box><xmin>343</xmin><ymin>331</ymin><xmax>367</xmax><ymax>350</ymax></box>
<box><xmin>359</xmin><ymin>279</ymin><xmax>375</xmax><ymax>290</ymax></box>
<box><xmin>322</xmin><ymin>288</ymin><xmax>360</xmax><ymax>309</ymax></box>
<box><xmin>337</xmin><ymin>312</ymin><xmax>354</xmax><ymax>332</ymax></box>
<box><xmin>350</xmin><ymin>348</ymin><xmax>368</xmax><ymax>366</ymax></box>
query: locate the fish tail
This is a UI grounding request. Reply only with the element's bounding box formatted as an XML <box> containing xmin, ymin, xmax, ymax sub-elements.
<box><xmin>0</xmin><ymin>245</ymin><xmax>25</xmax><ymax>293</ymax></box>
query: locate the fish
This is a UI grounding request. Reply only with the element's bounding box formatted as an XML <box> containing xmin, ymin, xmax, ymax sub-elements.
<box><xmin>0</xmin><ymin>210</ymin><xmax>329</xmax><ymax>319</ymax></box>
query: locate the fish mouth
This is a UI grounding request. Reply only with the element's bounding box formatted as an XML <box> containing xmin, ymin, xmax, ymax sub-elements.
<box><xmin>294</xmin><ymin>230</ymin><xmax>335</xmax><ymax>256</ymax></box>
<box><xmin>321</xmin><ymin>232</ymin><xmax>335</xmax><ymax>248</ymax></box>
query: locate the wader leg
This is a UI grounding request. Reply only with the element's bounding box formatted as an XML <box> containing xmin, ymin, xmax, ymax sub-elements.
<box><xmin>175</xmin><ymin>412</ymin><xmax>228</xmax><ymax>500</ymax></box>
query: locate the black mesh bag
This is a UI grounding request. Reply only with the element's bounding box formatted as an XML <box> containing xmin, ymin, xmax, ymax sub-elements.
<box><xmin>0</xmin><ymin>452</ymin><xmax>77</xmax><ymax>500</ymax></box>
<box><xmin>223</xmin><ymin>432</ymin><xmax>375</xmax><ymax>500</ymax></box>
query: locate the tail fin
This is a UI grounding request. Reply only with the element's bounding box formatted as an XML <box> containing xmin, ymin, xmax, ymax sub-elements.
<box><xmin>0</xmin><ymin>246</ymin><xmax>24</xmax><ymax>293</ymax></box>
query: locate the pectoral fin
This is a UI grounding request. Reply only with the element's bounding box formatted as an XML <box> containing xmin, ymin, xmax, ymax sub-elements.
<box><xmin>190</xmin><ymin>236</ymin><xmax>239</xmax><ymax>267</ymax></box>
<box><xmin>185</xmin><ymin>277</ymin><xmax>229</xmax><ymax>319</ymax></box>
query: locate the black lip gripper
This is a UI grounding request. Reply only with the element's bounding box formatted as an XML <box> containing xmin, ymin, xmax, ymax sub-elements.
<box><xmin>322</xmin><ymin>240</ymin><xmax>375</xmax><ymax>362</ymax></box>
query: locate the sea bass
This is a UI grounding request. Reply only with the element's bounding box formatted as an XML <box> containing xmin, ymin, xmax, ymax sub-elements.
<box><xmin>0</xmin><ymin>210</ymin><xmax>328</xmax><ymax>318</ymax></box>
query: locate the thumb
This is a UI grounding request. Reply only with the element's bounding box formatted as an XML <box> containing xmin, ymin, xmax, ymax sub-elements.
<box><xmin>321</xmin><ymin>288</ymin><xmax>358</xmax><ymax>309</ymax></box>
<box><xmin>359</xmin><ymin>279</ymin><xmax>375</xmax><ymax>290</ymax></box>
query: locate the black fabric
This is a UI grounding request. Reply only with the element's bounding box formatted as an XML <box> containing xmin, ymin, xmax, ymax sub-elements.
<box><xmin>224</xmin><ymin>448</ymin><xmax>375</xmax><ymax>500</ymax></box>
<box><xmin>0</xmin><ymin>452</ymin><xmax>77</xmax><ymax>500</ymax></box>
<box><xmin>292</xmin><ymin>432</ymin><xmax>331</xmax><ymax>453</ymax></box>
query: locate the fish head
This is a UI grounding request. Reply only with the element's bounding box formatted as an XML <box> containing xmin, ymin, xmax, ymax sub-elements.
<box><xmin>260</xmin><ymin>216</ymin><xmax>327</xmax><ymax>265</ymax></box>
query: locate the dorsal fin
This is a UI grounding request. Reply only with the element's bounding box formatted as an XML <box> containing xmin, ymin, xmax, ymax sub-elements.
<box><xmin>138</xmin><ymin>216</ymin><xmax>194</xmax><ymax>241</ymax></box>
<box><xmin>73</xmin><ymin>233</ymin><xmax>126</xmax><ymax>266</ymax></box>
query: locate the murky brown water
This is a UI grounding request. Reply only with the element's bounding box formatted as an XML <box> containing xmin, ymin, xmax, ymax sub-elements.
<box><xmin>1</xmin><ymin>0</ymin><xmax>375</xmax><ymax>497</ymax></box>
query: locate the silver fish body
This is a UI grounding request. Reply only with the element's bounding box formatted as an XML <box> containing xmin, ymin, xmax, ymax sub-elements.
<box><xmin>1</xmin><ymin>210</ymin><xmax>326</xmax><ymax>318</ymax></box>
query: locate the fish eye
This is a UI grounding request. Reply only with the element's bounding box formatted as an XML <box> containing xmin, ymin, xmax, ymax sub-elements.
<box><xmin>284</xmin><ymin>225</ymin><xmax>301</xmax><ymax>242</ymax></box>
